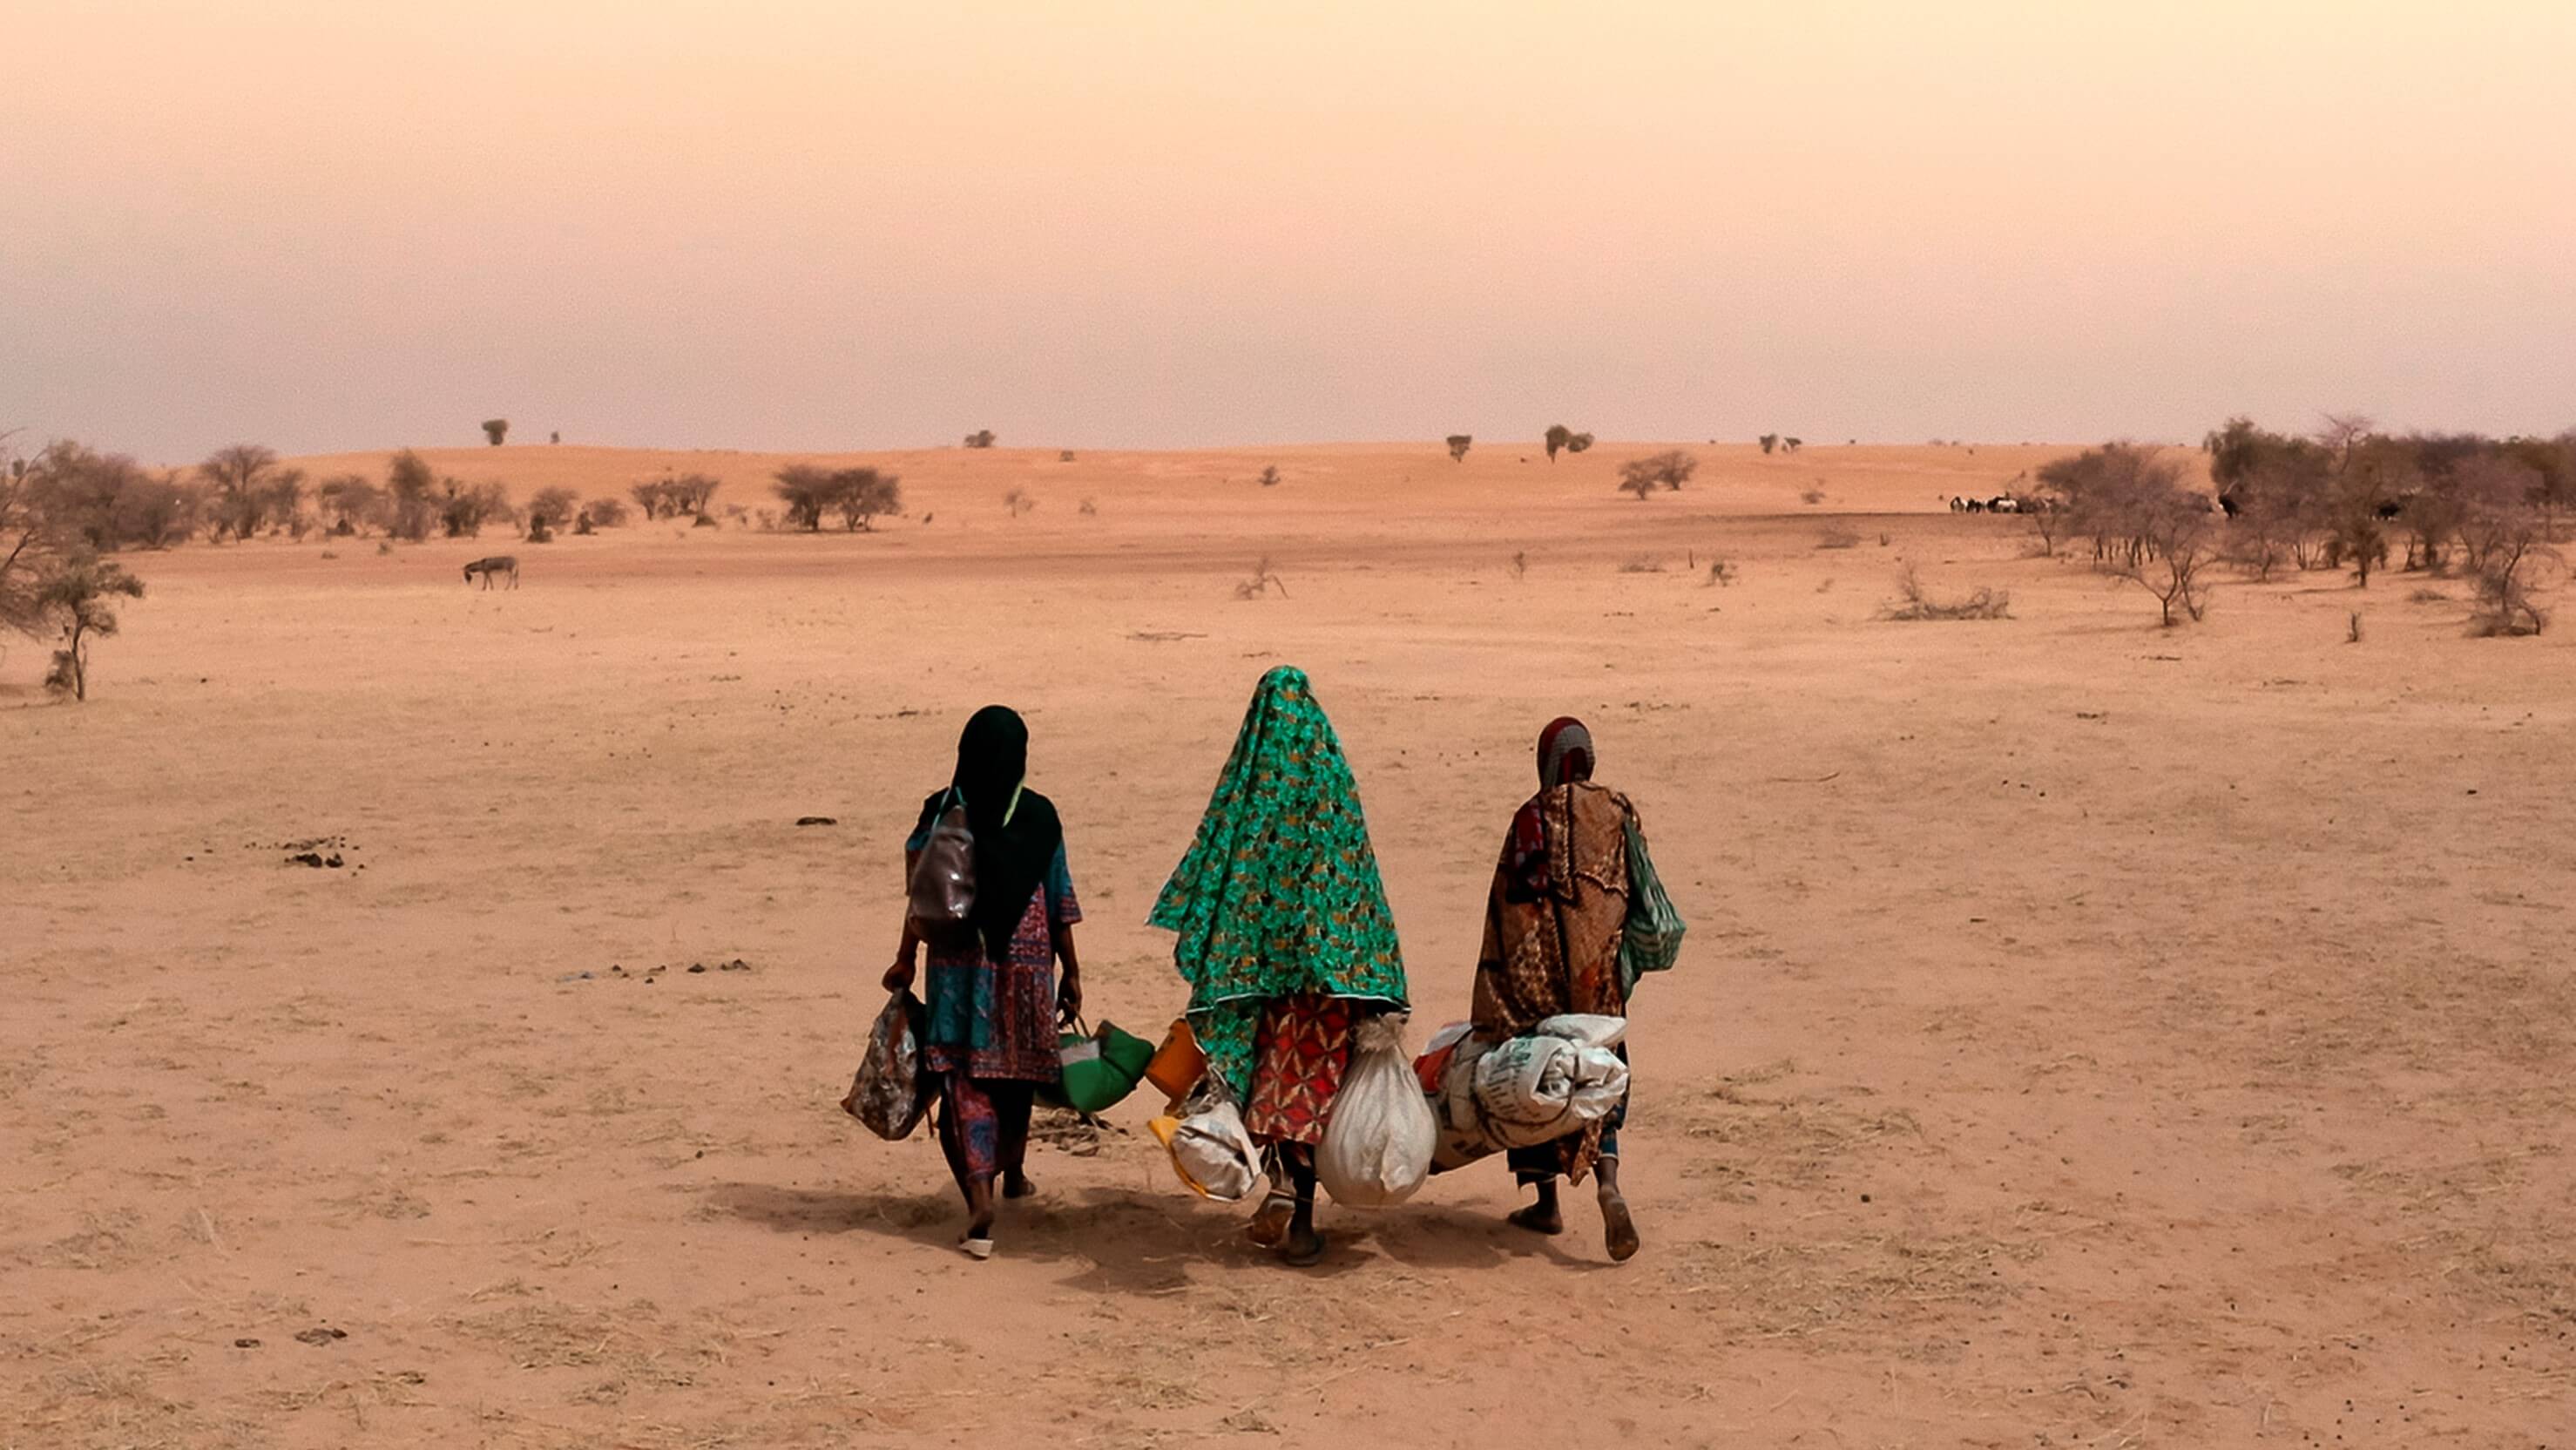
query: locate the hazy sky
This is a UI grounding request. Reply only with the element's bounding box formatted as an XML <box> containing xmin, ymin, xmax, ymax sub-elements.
<box><xmin>7</xmin><ymin>1</ymin><xmax>2573</xmax><ymax>462</ymax></box>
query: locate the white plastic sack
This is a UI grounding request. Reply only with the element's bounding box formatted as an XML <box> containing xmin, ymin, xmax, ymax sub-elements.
<box><xmin>1446</xmin><ymin>1024</ymin><xmax>1630</xmax><ymax>1149</ymax></box>
<box><xmin>1315</xmin><ymin>1014</ymin><xmax>1437</xmax><ymax>1209</ymax></box>
<box><xmin>1153</xmin><ymin>1098</ymin><xmax>1261</xmax><ymax>1203</ymax></box>
<box><xmin>1532</xmin><ymin>1013</ymin><xmax>1627</xmax><ymax>1051</ymax></box>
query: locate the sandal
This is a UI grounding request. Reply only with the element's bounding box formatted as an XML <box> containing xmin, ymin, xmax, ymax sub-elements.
<box><xmin>1245</xmin><ymin>1190</ymin><xmax>1295</xmax><ymax>1248</ymax></box>
<box><xmin>958</xmin><ymin>1234</ymin><xmax>995</xmax><ymax>1261</ymax></box>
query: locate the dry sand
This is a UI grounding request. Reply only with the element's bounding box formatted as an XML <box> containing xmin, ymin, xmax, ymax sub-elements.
<box><xmin>5</xmin><ymin>442</ymin><xmax>2572</xmax><ymax>1447</ymax></box>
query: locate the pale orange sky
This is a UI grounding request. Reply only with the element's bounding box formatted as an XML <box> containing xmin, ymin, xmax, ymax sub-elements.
<box><xmin>6</xmin><ymin>1</ymin><xmax>2573</xmax><ymax>461</ymax></box>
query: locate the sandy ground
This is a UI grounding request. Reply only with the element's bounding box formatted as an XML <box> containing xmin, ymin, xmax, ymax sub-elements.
<box><xmin>5</xmin><ymin>442</ymin><xmax>2573</xmax><ymax>1448</ymax></box>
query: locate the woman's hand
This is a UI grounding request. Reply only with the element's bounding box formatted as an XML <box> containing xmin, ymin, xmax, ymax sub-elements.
<box><xmin>1057</xmin><ymin>969</ymin><xmax>1083</xmax><ymax>1027</ymax></box>
<box><xmin>882</xmin><ymin>958</ymin><xmax>916</xmax><ymax>993</ymax></box>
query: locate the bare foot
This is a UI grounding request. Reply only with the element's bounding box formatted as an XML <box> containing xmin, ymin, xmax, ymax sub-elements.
<box><xmin>1506</xmin><ymin>1202</ymin><xmax>1565</xmax><ymax>1236</ymax></box>
<box><xmin>1600</xmin><ymin>1190</ymin><xmax>1640</xmax><ymax>1263</ymax></box>
<box><xmin>1246</xmin><ymin>1191</ymin><xmax>1294</xmax><ymax>1248</ymax></box>
<box><xmin>1281</xmin><ymin>1224</ymin><xmax>1327</xmax><ymax>1267</ymax></box>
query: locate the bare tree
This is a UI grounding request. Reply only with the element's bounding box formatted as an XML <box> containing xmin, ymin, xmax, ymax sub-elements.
<box><xmin>316</xmin><ymin>474</ymin><xmax>383</xmax><ymax>536</ymax></box>
<box><xmin>2113</xmin><ymin>490</ymin><xmax>2219</xmax><ymax>627</ymax></box>
<box><xmin>199</xmin><ymin>444</ymin><xmax>280</xmax><ymax>541</ymax></box>
<box><xmin>1446</xmin><ymin>434</ymin><xmax>1472</xmax><ymax>463</ymax></box>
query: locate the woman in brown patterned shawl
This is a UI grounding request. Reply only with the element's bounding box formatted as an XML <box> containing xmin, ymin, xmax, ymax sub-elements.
<box><xmin>1472</xmin><ymin>716</ymin><xmax>1644</xmax><ymax>1261</ymax></box>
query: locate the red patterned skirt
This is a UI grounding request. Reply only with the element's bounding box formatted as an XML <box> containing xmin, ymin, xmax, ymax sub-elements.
<box><xmin>1242</xmin><ymin>994</ymin><xmax>1356</xmax><ymax>1146</ymax></box>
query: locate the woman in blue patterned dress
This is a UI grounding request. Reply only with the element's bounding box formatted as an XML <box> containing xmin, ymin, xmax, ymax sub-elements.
<box><xmin>885</xmin><ymin>706</ymin><xmax>1083</xmax><ymax>1259</ymax></box>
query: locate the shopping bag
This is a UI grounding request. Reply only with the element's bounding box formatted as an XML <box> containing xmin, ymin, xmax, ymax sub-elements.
<box><xmin>1048</xmin><ymin>1019</ymin><xmax>1156</xmax><ymax>1114</ymax></box>
<box><xmin>841</xmin><ymin>990</ymin><xmax>929</xmax><ymax>1141</ymax></box>
<box><xmin>1315</xmin><ymin>1013</ymin><xmax>1438</xmax><ymax>1209</ymax></box>
<box><xmin>1149</xmin><ymin>1078</ymin><xmax>1261</xmax><ymax>1202</ymax></box>
<box><xmin>1618</xmin><ymin>812</ymin><xmax>1685</xmax><ymax>997</ymax></box>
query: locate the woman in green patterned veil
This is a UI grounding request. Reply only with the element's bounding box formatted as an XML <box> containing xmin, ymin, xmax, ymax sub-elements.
<box><xmin>1150</xmin><ymin>666</ymin><xmax>1408</xmax><ymax>1264</ymax></box>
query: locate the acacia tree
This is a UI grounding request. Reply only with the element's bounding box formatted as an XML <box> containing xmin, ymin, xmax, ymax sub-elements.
<box><xmin>2</xmin><ymin>441</ymin><xmax>58</xmax><ymax>639</ymax></box>
<box><xmin>385</xmin><ymin>450</ymin><xmax>437</xmax><ymax>541</ymax></box>
<box><xmin>1566</xmin><ymin>432</ymin><xmax>1594</xmax><ymax>455</ymax></box>
<box><xmin>1617</xmin><ymin>450</ymin><xmax>1699</xmax><ymax>496</ymax></box>
<box><xmin>316</xmin><ymin>474</ymin><xmax>382</xmax><ymax>535</ymax></box>
<box><xmin>1759</xmin><ymin>433</ymin><xmax>1778</xmax><ymax>455</ymax></box>
<box><xmin>832</xmin><ymin>468</ymin><xmax>901</xmax><ymax>531</ymax></box>
<box><xmin>1545</xmin><ymin>424</ymin><xmax>1572</xmax><ymax>463</ymax></box>
<box><xmin>483</xmin><ymin>418</ymin><xmax>509</xmax><ymax>446</ymax></box>
<box><xmin>526</xmin><ymin>487</ymin><xmax>580</xmax><ymax>540</ymax></box>
<box><xmin>963</xmin><ymin>430</ymin><xmax>997</xmax><ymax>449</ymax></box>
<box><xmin>37</xmin><ymin>552</ymin><xmax>145</xmax><ymax>700</ymax></box>
<box><xmin>2115</xmin><ymin>488</ymin><xmax>2219</xmax><ymax>627</ymax></box>
<box><xmin>1446</xmin><ymin>434</ymin><xmax>1472</xmax><ymax>463</ymax></box>
<box><xmin>199</xmin><ymin>444</ymin><xmax>281</xmax><ymax>541</ymax></box>
<box><xmin>772</xmin><ymin>464</ymin><xmax>837</xmax><ymax>531</ymax></box>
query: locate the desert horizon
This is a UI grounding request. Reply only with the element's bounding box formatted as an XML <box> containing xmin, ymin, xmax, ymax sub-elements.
<box><xmin>10</xmin><ymin>0</ymin><xmax>2575</xmax><ymax>1444</ymax></box>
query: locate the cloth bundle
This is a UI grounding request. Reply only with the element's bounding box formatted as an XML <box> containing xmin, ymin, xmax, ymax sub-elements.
<box><xmin>1417</xmin><ymin>1015</ymin><xmax>1628</xmax><ymax>1168</ymax></box>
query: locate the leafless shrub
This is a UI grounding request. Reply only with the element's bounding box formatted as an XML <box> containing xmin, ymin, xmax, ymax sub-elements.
<box><xmin>1078</xmin><ymin>498</ymin><xmax>1098</xmax><ymax>517</ymax></box>
<box><xmin>1258</xmin><ymin>465</ymin><xmax>1281</xmax><ymax>487</ymax></box>
<box><xmin>1617</xmin><ymin>451</ymin><xmax>1699</xmax><ymax>498</ymax></box>
<box><xmin>1003</xmin><ymin>487</ymin><xmax>1037</xmax><ymax>518</ymax></box>
<box><xmin>2408</xmin><ymin>586</ymin><xmax>2450</xmax><ymax>604</ymax></box>
<box><xmin>1508</xmin><ymin>550</ymin><xmax>1527</xmax><ymax>579</ymax></box>
<box><xmin>2112</xmin><ymin>491</ymin><xmax>2220</xmax><ymax>627</ymax></box>
<box><xmin>1445</xmin><ymin>435</ymin><xmax>1472</xmax><ymax>463</ymax></box>
<box><xmin>1234</xmin><ymin>556</ymin><xmax>1288</xmax><ymax>600</ymax></box>
<box><xmin>2466</xmin><ymin>517</ymin><xmax>2561</xmax><ymax>638</ymax></box>
<box><xmin>1815</xmin><ymin>526</ymin><xmax>1860</xmax><ymax>550</ymax></box>
<box><xmin>1705</xmin><ymin>559</ymin><xmax>1737</xmax><ymax>586</ymax></box>
<box><xmin>1059</xmin><ymin>450</ymin><xmax>1075</xmax><ymax>463</ymax></box>
<box><xmin>1618</xmin><ymin>557</ymin><xmax>1666</xmax><ymax>574</ymax></box>
<box><xmin>1880</xmin><ymin>564</ymin><xmax>2010</xmax><ymax>620</ymax></box>
<box><xmin>1801</xmin><ymin>484</ymin><xmax>1826</xmax><ymax>505</ymax></box>
<box><xmin>964</xmin><ymin>430</ymin><xmax>997</xmax><ymax>449</ymax></box>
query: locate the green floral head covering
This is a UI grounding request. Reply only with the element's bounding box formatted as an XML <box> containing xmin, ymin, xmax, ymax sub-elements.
<box><xmin>1149</xmin><ymin>666</ymin><xmax>1409</xmax><ymax>1098</ymax></box>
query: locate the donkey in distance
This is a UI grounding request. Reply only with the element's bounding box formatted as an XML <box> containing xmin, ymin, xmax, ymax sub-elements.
<box><xmin>463</xmin><ymin>556</ymin><xmax>520</xmax><ymax>590</ymax></box>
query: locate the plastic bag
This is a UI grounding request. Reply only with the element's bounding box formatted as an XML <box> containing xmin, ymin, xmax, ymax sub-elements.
<box><xmin>1444</xmin><ymin>1019</ymin><xmax>1630</xmax><ymax>1149</ymax></box>
<box><xmin>841</xmin><ymin>990</ymin><xmax>929</xmax><ymax>1141</ymax></box>
<box><xmin>1617</xmin><ymin>813</ymin><xmax>1685</xmax><ymax>997</ymax></box>
<box><xmin>1149</xmin><ymin>1078</ymin><xmax>1261</xmax><ymax>1202</ymax></box>
<box><xmin>1315</xmin><ymin>1013</ymin><xmax>1438</xmax><ymax>1209</ymax></box>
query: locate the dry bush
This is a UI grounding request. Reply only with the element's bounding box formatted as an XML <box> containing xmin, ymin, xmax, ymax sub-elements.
<box><xmin>2467</xmin><ymin>532</ymin><xmax>2561</xmax><ymax>638</ymax></box>
<box><xmin>2114</xmin><ymin>492</ymin><xmax>2219</xmax><ymax>626</ymax></box>
<box><xmin>1003</xmin><ymin>486</ymin><xmax>1037</xmax><ymax>518</ymax></box>
<box><xmin>1257</xmin><ymin>464</ymin><xmax>1281</xmax><ymax>487</ymax></box>
<box><xmin>1801</xmin><ymin>484</ymin><xmax>1826</xmax><ymax>505</ymax></box>
<box><xmin>1234</xmin><ymin>555</ymin><xmax>1287</xmax><ymax>600</ymax></box>
<box><xmin>964</xmin><ymin>429</ymin><xmax>997</xmax><ymax>448</ymax></box>
<box><xmin>1445</xmin><ymin>434</ymin><xmax>1472</xmax><ymax>463</ymax></box>
<box><xmin>1617</xmin><ymin>450</ymin><xmax>1699</xmax><ymax>498</ymax></box>
<box><xmin>1880</xmin><ymin>564</ymin><xmax>2009</xmax><ymax>620</ymax></box>
<box><xmin>1815</xmin><ymin>525</ymin><xmax>1860</xmax><ymax>550</ymax></box>
<box><xmin>1508</xmin><ymin>550</ymin><xmax>1527</xmax><ymax>579</ymax></box>
<box><xmin>1078</xmin><ymin>498</ymin><xmax>1098</xmax><ymax>517</ymax></box>
<box><xmin>1618</xmin><ymin>556</ymin><xmax>1666</xmax><ymax>574</ymax></box>
<box><xmin>1705</xmin><ymin>559</ymin><xmax>1737</xmax><ymax>586</ymax></box>
<box><xmin>1058</xmin><ymin>449</ymin><xmax>1075</xmax><ymax>463</ymax></box>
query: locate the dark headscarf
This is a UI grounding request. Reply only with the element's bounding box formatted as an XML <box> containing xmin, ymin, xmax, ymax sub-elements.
<box><xmin>1509</xmin><ymin>716</ymin><xmax>1596</xmax><ymax>899</ymax></box>
<box><xmin>1538</xmin><ymin>716</ymin><xmax>1595</xmax><ymax>789</ymax></box>
<box><xmin>917</xmin><ymin>705</ymin><xmax>1064</xmax><ymax>960</ymax></box>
